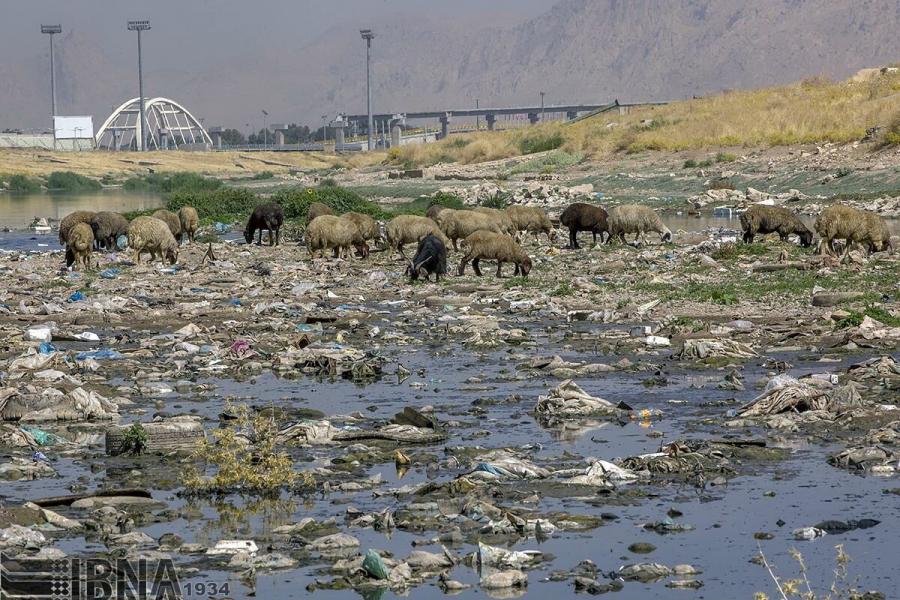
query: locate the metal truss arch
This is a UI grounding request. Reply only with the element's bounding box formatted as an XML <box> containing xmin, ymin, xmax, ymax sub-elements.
<box><xmin>95</xmin><ymin>97</ymin><xmax>212</xmax><ymax>151</ymax></box>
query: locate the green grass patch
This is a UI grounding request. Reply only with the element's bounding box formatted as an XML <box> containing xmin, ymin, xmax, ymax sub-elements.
<box><xmin>271</xmin><ymin>183</ymin><xmax>391</xmax><ymax>222</ymax></box>
<box><xmin>1</xmin><ymin>173</ymin><xmax>42</xmax><ymax>193</ymax></box>
<box><xmin>508</xmin><ymin>150</ymin><xmax>584</xmax><ymax>175</ymax></box>
<box><xmin>716</xmin><ymin>152</ymin><xmax>737</xmax><ymax>162</ymax></box>
<box><xmin>836</xmin><ymin>305</ymin><xmax>900</xmax><ymax>329</ymax></box>
<box><xmin>46</xmin><ymin>171</ymin><xmax>101</xmax><ymax>192</ymax></box>
<box><xmin>167</xmin><ymin>188</ymin><xmax>262</xmax><ymax>223</ymax></box>
<box><xmin>549</xmin><ymin>282</ymin><xmax>575</xmax><ymax>297</ymax></box>
<box><xmin>393</xmin><ymin>191</ymin><xmax>466</xmax><ymax>216</ymax></box>
<box><xmin>517</xmin><ymin>131</ymin><xmax>565</xmax><ymax>155</ymax></box>
<box><xmin>124</xmin><ymin>172</ymin><xmax>222</xmax><ymax>194</ymax></box>
<box><xmin>710</xmin><ymin>242</ymin><xmax>769</xmax><ymax>261</ymax></box>
<box><xmin>502</xmin><ymin>276</ymin><xmax>544</xmax><ymax>290</ymax></box>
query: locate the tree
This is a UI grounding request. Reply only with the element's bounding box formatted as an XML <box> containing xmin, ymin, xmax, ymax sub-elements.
<box><xmin>220</xmin><ymin>128</ymin><xmax>245</xmax><ymax>146</ymax></box>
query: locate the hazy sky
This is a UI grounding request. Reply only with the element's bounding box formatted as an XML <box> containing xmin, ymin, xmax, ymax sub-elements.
<box><xmin>5</xmin><ymin>0</ymin><xmax>549</xmax><ymax>69</ymax></box>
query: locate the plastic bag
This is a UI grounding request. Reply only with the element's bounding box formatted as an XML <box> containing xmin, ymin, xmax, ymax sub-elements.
<box><xmin>362</xmin><ymin>549</ymin><xmax>389</xmax><ymax>580</ymax></box>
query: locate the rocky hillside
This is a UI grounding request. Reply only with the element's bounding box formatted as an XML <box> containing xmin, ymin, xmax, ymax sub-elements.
<box><xmin>5</xmin><ymin>0</ymin><xmax>899</xmax><ymax>130</ymax></box>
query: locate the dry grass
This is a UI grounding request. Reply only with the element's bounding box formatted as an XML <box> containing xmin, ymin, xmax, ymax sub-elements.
<box><xmin>0</xmin><ymin>148</ymin><xmax>385</xmax><ymax>178</ymax></box>
<box><xmin>390</xmin><ymin>70</ymin><xmax>900</xmax><ymax>166</ymax></box>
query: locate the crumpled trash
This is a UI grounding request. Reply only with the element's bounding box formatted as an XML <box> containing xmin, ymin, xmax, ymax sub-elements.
<box><xmin>477</xmin><ymin>542</ymin><xmax>543</xmax><ymax>569</ymax></box>
<box><xmin>25</xmin><ymin>326</ymin><xmax>53</xmax><ymax>343</ymax></box>
<box><xmin>675</xmin><ymin>338</ymin><xmax>757</xmax><ymax>359</ymax></box>
<box><xmin>32</xmin><ymin>451</ymin><xmax>51</xmax><ymax>463</ymax></box>
<box><xmin>534</xmin><ymin>379</ymin><xmax>622</xmax><ymax>417</ymax></box>
<box><xmin>214</xmin><ymin>222</ymin><xmax>230</xmax><ymax>233</ymax></box>
<box><xmin>68</xmin><ymin>291</ymin><xmax>85</xmax><ymax>302</ymax></box>
<box><xmin>73</xmin><ymin>331</ymin><xmax>100</xmax><ymax>341</ymax></box>
<box><xmin>116</xmin><ymin>234</ymin><xmax>128</xmax><ymax>250</ymax></box>
<box><xmin>99</xmin><ymin>268</ymin><xmax>120</xmax><ymax>279</ymax></box>
<box><xmin>229</xmin><ymin>339</ymin><xmax>256</xmax><ymax>359</ymax></box>
<box><xmin>20</xmin><ymin>427</ymin><xmax>60</xmax><ymax>446</ymax></box>
<box><xmin>737</xmin><ymin>375</ymin><xmax>863</xmax><ymax>419</ymax></box>
<box><xmin>206</xmin><ymin>539</ymin><xmax>259</xmax><ymax>555</ymax></box>
<box><xmin>38</xmin><ymin>342</ymin><xmax>56</xmax><ymax>354</ymax></box>
<box><xmin>467</xmin><ymin>452</ymin><xmax>550</xmax><ymax>480</ymax></box>
<box><xmin>618</xmin><ymin>563</ymin><xmax>674</xmax><ymax>582</ymax></box>
<box><xmin>0</xmin><ymin>524</ymin><xmax>47</xmax><ymax>548</ymax></box>
<box><xmin>793</xmin><ymin>527</ymin><xmax>827</xmax><ymax>541</ymax></box>
<box><xmin>567</xmin><ymin>460</ymin><xmax>639</xmax><ymax>486</ymax></box>
<box><xmin>362</xmin><ymin>549</ymin><xmax>390</xmax><ymax>580</ymax></box>
<box><xmin>75</xmin><ymin>349</ymin><xmax>124</xmax><ymax>361</ymax></box>
<box><xmin>19</xmin><ymin>387</ymin><xmax>119</xmax><ymax>422</ymax></box>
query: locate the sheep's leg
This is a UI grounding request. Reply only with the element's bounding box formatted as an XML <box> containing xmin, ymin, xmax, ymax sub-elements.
<box><xmin>743</xmin><ymin>231</ymin><xmax>754</xmax><ymax>244</ymax></box>
<box><xmin>257</xmin><ymin>229</ymin><xmax>262</xmax><ymax>246</ymax></box>
<box><xmin>569</xmin><ymin>228</ymin><xmax>579</xmax><ymax>249</ymax></box>
<box><xmin>452</xmin><ymin>238</ymin><xmax>458</xmax><ymax>252</ymax></box>
<box><xmin>472</xmin><ymin>258</ymin><xmax>483</xmax><ymax>276</ymax></box>
<box><xmin>457</xmin><ymin>254</ymin><xmax>471</xmax><ymax>276</ymax></box>
<box><xmin>495</xmin><ymin>261</ymin><xmax>503</xmax><ymax>278</ymax></box>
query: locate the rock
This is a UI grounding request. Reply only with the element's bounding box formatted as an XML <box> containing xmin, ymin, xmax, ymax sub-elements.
<box><xmin>0</xmin><ymin>524</ymin><xmax>46</xmax><ymax>548</ymax></box>
<box><xmin>812</xmin><ymin>292</ymin><xmax>864</xmax><ymax>307</ymax></box>
<box><xmin>628</xmin><ymin>542</ymin><xmax>657</xmax><ymax>554</ymax></box>
<box><xmin>480</xmin><ymin>570</ymin><xmax>528</xmax><ymax>589</ymax></box>
<box><xmin>618</xmin><ymin>563</ymin><xmax>673</xmax><ymax>582</ymax></box>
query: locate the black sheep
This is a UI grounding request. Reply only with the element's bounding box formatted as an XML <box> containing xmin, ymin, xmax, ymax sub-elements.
<box><xmin>408</xmin><ymin>233</ymin><xmax>448</xmax><ymax>282</ymax></box>
<box><xmin>244</xmin><ymin>203</ymin><xmax>284</xmax><ymax>246</ymax></box>
<box><xmin>560</xmin><ymin>202</ymin><xmax>609</xmax><ymax>248</ymax></box>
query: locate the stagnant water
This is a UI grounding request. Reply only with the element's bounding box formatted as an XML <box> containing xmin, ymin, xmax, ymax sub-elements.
<box><xmin>0</xmin><ymin>190</ymin><xmax>163</xmax><ymax>229</ymax></box>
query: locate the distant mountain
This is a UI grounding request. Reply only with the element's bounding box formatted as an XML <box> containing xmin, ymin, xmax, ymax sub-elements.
<box><xmin>4</xmin><ymin>0</ymin><xmax>899</xmax><ymax>132</ymax></box>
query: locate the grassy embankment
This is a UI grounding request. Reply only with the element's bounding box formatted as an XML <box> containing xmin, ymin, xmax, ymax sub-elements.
<box><xmin>389</xmin><ymin>71</ymin><xmax>900</xmax><ymax>167</ymax></box>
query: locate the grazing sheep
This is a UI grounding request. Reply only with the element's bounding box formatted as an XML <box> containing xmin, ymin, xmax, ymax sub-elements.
<box><xmin>474</xmin><ymin>207</ymin><xmax>517</xmax><ymax>237</ymax></box>
<box><xmin>385</xmin><ymin>215</ymin><xmax>448</xmax><ymax>259</ymax></box>
<box><xmin>426</xmin><ymin>203</ymin><xmax>447</xmax><ymax>222</ymax></box>
<box><xmin>178</xmin><ymin>206</ymin><xmax>200</xmax><ymax>243</ymax></box>
<box><xmin>306</xmin><ymin>215</ymin><xmax>362</xmax><ymax>259</ymax></box>
<box><xmin>127</xmin><ymin>216</ymin><xmax>179</xmax><ymax>265</ymax></box>
<box><xmin>58</xmin><ymin>211</ymin><xmax>96</xmax><ymax>246</ymax></box>
<box><xmin>307</xmin><ymin>202</ymin><xmax>335</xmax><ymax>224</ymax></box>
<box><xmin>408</xmin><ymin>233</ymin><xmax>448</xmax><ymax>282</ymax></box>
<box><xmin>560</xmin><ymin>202</ymin><xmax>609</xmax><ymax>248</ymax></box>
<box><xmin>740</xmin><ymin>205</ymin><xmax>813</xmax><ymax>247</ymax></box>
<box><xmin>505</xmin><ymin>205</ymin><xmax>555</xmax><ymax>244</ymax></box>
<box><xmin>90</xmin><ymin>212</ymin><xmax>130</xmax><ymax>251</ymax></box>
<box><xmin>152</xmin><ymin>209</ymin><xmax>183</xmax><ymax>244</ymax></box>
<box><xmin>66</xmin><ymin>222</ymin><xmax>94</xmax><ymax>271</ymax></box>
<box><xmin>607</xmin><ymin>204</ymin><xmax>672</xmax><ymax>245</ymax></box>
<box><xmin>815</xmin><ymin>205</ymin><xmax>890</xmax><ymax>257</ymax></box>
<box><xmin>436</xmin><ymin>209</ymin><xmax>503</xmax><ymax>251</ymax></box>
<box><xmin>342</xmin><ymin>211</ymin><xmax>380</xmax><ymax>257</ymax></box>
<box><xmin>244</xmin><ymin>203</ymin><xmax>284</xmax><ymax>246</ymax></box>
<box><xmin>457</xmin><ymin>230</ymin><xmax>532</xmax><ymax>278</ymax></box>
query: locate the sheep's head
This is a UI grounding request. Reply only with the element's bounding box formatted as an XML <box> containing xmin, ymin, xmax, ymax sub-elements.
<box><xmin>798</xmin><ymin>230</ymin><xmax>814</xmax><ymax>248</ymax></box>
<box><xmin>243</xmin><ymin>227</ymin><xmax>254</xmax><ymax>244</ymax></box>
<box><xmin>519</xmin><ymin>256</ymin><xmax>533</xmax><ymax>276</ymax></box>
<box><xmin>661</xmin><ymin>230</ymin><xmax>673</xmax><ymax>243</ymax></box>
<box><xmin>165</xmin><ymin>247</ymin><xmax>179</xmax><ymax>265</ymax></box>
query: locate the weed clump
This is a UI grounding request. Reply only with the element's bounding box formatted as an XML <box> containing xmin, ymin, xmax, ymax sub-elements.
<box><xmin>182</xmin><ymin>404</ymin><xmax>311</xmax><ymax>496</ymax></box>
<box><xmin>2</xmin><ymin>173</ymin><xmax>42</xmax><ymax>193</ymax></box>
<box><xmin>167</xmin><ymin>188</ymin><xmax>261</xmax><ymax>223</ymax></box>
<box><xmin>517</xmin><ymin>131</ymin><xmax>565</xmax><ymax>155</ymax></box>
<box><xmin>46</xmin><ymin>171</ymin><xmax>101</xmax><ymax>192</ymax></box>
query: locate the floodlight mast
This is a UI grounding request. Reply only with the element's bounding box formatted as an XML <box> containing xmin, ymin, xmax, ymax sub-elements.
<box><xmin>127</xmin><ymin>20</ymin><xmax>151</xmax><ymax>151</ymax></box>
<box><xmin>40</xmin><ymin>25</ymin><xmax>62</xmax><ymax>120</ymax></box>
<box><xmin>360</xmin><ymin>29</ymin><xmax>375</xmax><ymax>151</ymax></box>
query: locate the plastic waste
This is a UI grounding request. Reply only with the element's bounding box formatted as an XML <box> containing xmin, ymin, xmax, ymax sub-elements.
<box><xmin>32</xmin><ymin>451</ymin><xmax>51</xmax><ymax>463</ymax></box>
<box><xmin>159</xmin><ymin>265</ymin><xmax>181</xmax><ymax>275</ymax></box>
<box><xmin>75</xmin><ymin>349</ymin><xmax>124</xmax><ymax>361</ymax></box>
<box><xmin>73</xmin><ymin>332</ymin><xmax>100</xmax><ymax>342</ymax></box>
<box><xmin>21</xmin><ymin>427</ymin><xmax>59</xmax><ymax>446</ymax></box>
<box><xmin>100</xmin><ymin>268</ymin><xmax>120</xmax><ymax>279</ymax></box>
<box><xmin>214</xmin><ymin>222</ymin><xmax>230</xmax><ymax>234</ymax></box>
<box><xmin>25</xmin><ymin>326</ymin><xmax>53</xmax><ymax>343</ymax></box>
<box><xmin>230</xmin><ymin>298</ymin><xmax>242</xmax><ymax>306</ymax></box>
<box><xmin>362</xmin><ymin>549</ymin><xmax>389</xmax><ymax>580</ymax></box>
<box><xmin>68</xmin><ymin>291</ymin><xmax>85</xmax><ymax>302</ymax></box>
<box><xmin>38</xmin><ymin>342</ymin><xmax>56</xmax><ymax>355</ymax></box>
<box><xmin>116</xmin><ymin>234</ymin><xmax>128</xmax><ymax>250</ymax></box>
<box><xmin>206</xmin><ymin>540</ymin><xmax>259</xmax><ymax>555</ymax></box>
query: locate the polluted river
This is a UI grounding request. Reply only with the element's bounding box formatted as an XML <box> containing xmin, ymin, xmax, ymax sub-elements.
<box><xmin>0</xmin><ymin>204</ymin><xmax>898</xmax><ymax>600</ymax></box>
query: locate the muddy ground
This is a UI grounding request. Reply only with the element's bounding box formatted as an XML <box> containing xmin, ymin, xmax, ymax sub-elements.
<box><xmin>0</xmin><ymin>201</ymin><xmax>898</xmax><ymax>600</ymax></box>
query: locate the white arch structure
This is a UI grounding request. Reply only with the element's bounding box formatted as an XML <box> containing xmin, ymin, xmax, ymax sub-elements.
<box><xmin>95</xmin><ymin>97</ymin><xmax>213</xmax><ymax>151</ymax></box>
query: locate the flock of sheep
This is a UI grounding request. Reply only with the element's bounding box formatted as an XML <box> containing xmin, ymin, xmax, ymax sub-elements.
<box><xmin>55</xmin><ymin>198</ymin><xmax>893</xmax><ymax>278</ymax></box>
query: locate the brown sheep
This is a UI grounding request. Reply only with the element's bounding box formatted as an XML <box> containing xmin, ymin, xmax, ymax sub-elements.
<box><xmin>307</xmin><ymin>202</ymin><xmax>335</xmax><ymax>225</ymax></box>
<box><xmin>66</xmin><ymin>222</ymin><xmax>94</xmax><ymax>271</ymax></box>
<box><xmin>426</xmin><ymin>203</ymin><xmax>447</xmax><ymax>222</ymax></box>
<box><xmin>607</xmin><ymin>205</ymin><xmax>672</xmax><ymax>245</ymax></box>
<box><xmin>814</xmin><ymin>205</ymin><xmax>887</xmax><ymax>258</ymax></box>
<box><xmin>58</xmin><ymin>211</ymin><xmax>95</xmax><ymax>246</ymax></box>
<box><xmin>385</xmin><ymin>215</ymin><xmax>449</xmax><ymax>259</ymax></box>
<box><xmin>436</xmin><ymin>209</ymin><xmax>503</xmax><ymax>251</ymax></box>
<box><xmin>128</xmin><ymin>216</ymin><xmax>179</xmax><ymax>265</ymax></box>
<box><xmin>740</xmin><ymin>204</ymin><xmax>813</xmax><ymax>247</ymax></box>
<box><xmin>306</xmin><ymin>215</ymin><xmax>363</xmax><ymax>259</ymax></box>
<box><xmin>505</xmin><ymin>205</ymin><xmax>555</xmax><ymax>244</ymax></box>
<box><xmin>90</xmin><ymin>212</ymin><xmax>130</xmax><ymax>251</ymax></box>
<box><xmin>560</xmin><ymin>202</ymin><xmax>609</xmax><ymax>248</ymax></box>
<box><xmin>474</xmin><ymin>207</ymin><xmax>517</xmax><ymax>237</ymax></box>
<box><xmin>342</xmin><ymin>212</ymin><xmax>381</xmax><ymax>257</ymax></box>
<box><xmin>152</xmin><ymin>209</ymin><xmax>183</xmax><ymax>244</ymax></box>
<box><xmin>457</xmin><ymin>230</ymin><xmax>532</xmax><ymax>278</ymax></box>
<box><xmin>178</xmin><ymin>206</ymin><xmax>200</xmax><ymax>243</ymax></box>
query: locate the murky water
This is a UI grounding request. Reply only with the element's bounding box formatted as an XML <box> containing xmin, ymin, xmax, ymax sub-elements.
<box><xmin>0</xmin><ymin>191</ymin><xmax>163</xmax><ymax>229</ymax></box>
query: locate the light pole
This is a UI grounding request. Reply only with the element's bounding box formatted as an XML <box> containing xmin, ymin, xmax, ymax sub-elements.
<box><xmin>321</xmin><ymin>115</ymin><xmax>328</xmax><ymax>145</ymax></box>
<box><xmin>40</xmin><ymin>25</ymin><xmax>61</xmax><ymax>121</ymax></box>
<box><xmin>127</xmin><ymin>20</ymin><xmax>151</xmax><ymax>151</ymax></box>
<box><xmin>475</xmin><ymin>98</ymin><xmax>480</xmax><ymax>131</ymax></box>
<box><xmin>360</xmin><ymin>29</ymin><xmax>375</xmax><ymax>151</ymax></box>
<box><xmin>540</xmin><ymin>91</ymin><xmax>545</xmax><ymax>122</ymax></box>
<box><xmin>261</xmin><ymin>110</ymin><xmax>268</xmax><ymax>149</ymax></box>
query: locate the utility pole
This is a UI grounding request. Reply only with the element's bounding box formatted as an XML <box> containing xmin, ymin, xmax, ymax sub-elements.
<box><xmin>127</xmin><ymin>20</ymin><xmax>151</xmax><ymax>151</ymax></box>
<box><xmin>41</xmin><ymin>25</ymin><xmax>61</xmax><ymax>122</ymax></box>
<box><xmin>360</xmin><ymin>29</ymin><xmax>375</xmax><ymax>151</ymax></box>
<box><xmin>540</xmin><ymin>91</ymin><xmax>545</xmax><ymax>122</ymax></box>
<box><xmin>262</xmin><ymin>110</ymin><xmax>268</xmax><ymax>149</ymax></box>
<box><xmin>476</xmin><ymin>98</ymin><xmax>480</xmax><ymax>131</ymax></box>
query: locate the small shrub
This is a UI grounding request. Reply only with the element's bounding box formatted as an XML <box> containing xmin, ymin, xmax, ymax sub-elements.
<box><xmin>270</xmin><ymin>184</ymin><xmax>389</xmax><ymax>222</ymax></box>
<box><xmin>125</xmin><ymin>172</ymin><xmax>221</xmax><ymax>193</ymax></box>
<box><xmin>836</xmin><ymin>305</ymin><xmax>900</xmax><ymax>329</ymax></box>
<box><xmin>122</xmin><ymin>423</ymin><xmax>148</xmax><ymax>455</ymax></box>
<box><xmin>708</xmin><ymin>178</ymin><xmax>736</xmax><ymax>191</ymax></box>
<box><xmin>480</xmin><ymin>191</ymin><xmax>511</xmax><ymax>209</ymax></box>
<box><xmin>46</xmin><ymin>171</ymin><xmax>101</xmax><ymax>192</ymax></box>
<box><xmin>446</xmin><ymin>138</ymin><xmax>471</xmax><ymax>149</ymax></box>
<box><xmin>711</xmin><ymin>242</ymin><xmax>768</xmax><ymax>260</ymax></box>
<box><xmin>251</xmin><ymin>171</ymin><xmax>274</xmax><ymax>180</ymax></box>
<box><xmin>182</xmin><ymin>404</ymin><xmax>312</xmax><ymax>496</ymax></box>
<box><xmin>883</xmin><ymin>114</ymin><xmax>900</xmax><ymax>146</ymax></box>
<box><xmin>4</xmin><ymin>174</ymin><xmax>42</xmax><ymax>193</ymax></box>
<box><xmin>716</xmin><ymin>152</ymin><xmax>737</xmax><ymax>162</ymax></box>
<box><xmin>393</xmin><ymin>191</ymin><xmax>465</xmax><ymax>216</ymax></box>
<box><xmin>549</xmin><ymin>282</ymin><xmax>574</xmax><ymax>297</ymax></box>
<box><xmin>517</xmin><ymin>131</ymin><xmax>564</xmax><ymax>155</ymax></box>
<box><xmin>683</xmin><ymin>159</ymin><xmax>698</xmax><ymax>169</ymax></box>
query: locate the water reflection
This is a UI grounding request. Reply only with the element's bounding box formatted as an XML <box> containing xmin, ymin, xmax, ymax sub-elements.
<box><xmin>0</xmin><ymin>191</ymin><xmax>163</xmax><ymax>228</ymax></box>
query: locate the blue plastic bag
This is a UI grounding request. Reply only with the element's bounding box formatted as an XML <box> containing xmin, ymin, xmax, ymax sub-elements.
<box><xmin>38</xmin><ymin>342</ymin><xmax>56</xmax><ymax>355</ymax></box>
<box><xmin>100</xmin><ymin>268</ymin><xmax>121</xmax><ymax>279</ymax></box>
<box><xmin>68</xmin><ymin>291</ymin><xmax>85</xmax><ymax>302</ymax></box>
<box><xmin>75</xmin><ymin>349</ymin><xmax>124</xmax><ymax>361</ymax></box>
